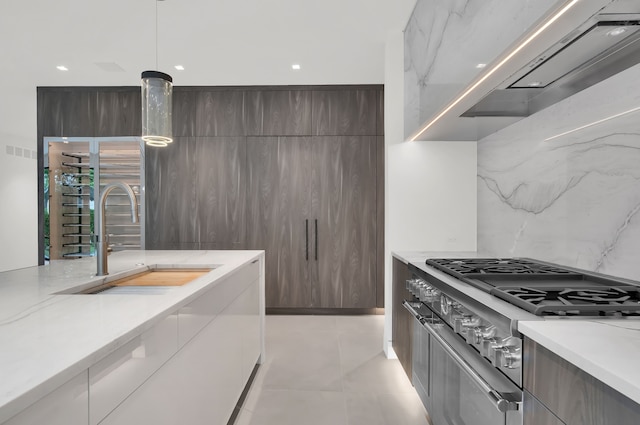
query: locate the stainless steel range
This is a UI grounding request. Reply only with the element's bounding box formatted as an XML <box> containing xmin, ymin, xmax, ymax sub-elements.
<box><xmin>403</xmin><ymin>257</ymin><xmax>640</xmax><ymax>425</ymax></box>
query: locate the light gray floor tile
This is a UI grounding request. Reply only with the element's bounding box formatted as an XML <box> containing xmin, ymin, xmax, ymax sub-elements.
<box><xmin>261</xmin><ymin>317</ymin><xmax>343</xmax><ymax>391</ymax></box>
<box><xmin>239</xmin><ymin>389</ymin><xmax>348</xmax><ymax>425</ymax></box>
<box><xmin>266</xmin><ymin>315</ymin><xmax>338</xmax><ymax>335</ymax></box>
<box><xmin>376</xmin><ymin>391</ymin><xmax>432</xmax><ymax>425</ymax></box>
<box><xmin>341</xmin><ymin>352</ymin><xmax>416</xmax><ymax>394</ymax></box>
<box><xmin>237</xmin><ymin>315</ymin><xmax>427</xmax><ymax>425</ymax></box>
<box><xmin>345</xmin><ymin>392</ymin><xmax>431</xmax><ymax>425</ymax></box>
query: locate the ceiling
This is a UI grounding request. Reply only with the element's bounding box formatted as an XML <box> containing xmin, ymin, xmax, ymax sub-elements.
<box><xmin>0</xmin><ymin>0</ymin><xmax>417</xmax><ymax>88</ymax></box>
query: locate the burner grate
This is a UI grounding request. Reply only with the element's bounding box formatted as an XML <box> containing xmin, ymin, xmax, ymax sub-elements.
<box><xmin>494</xmin><ymin>286</ymin><xmax>640</xmax><ymax>316</ymax></box>
<box><xmin>426</xmin><ymin>258</ymin><xmax>579</xmax><ymax>279</ymax></box>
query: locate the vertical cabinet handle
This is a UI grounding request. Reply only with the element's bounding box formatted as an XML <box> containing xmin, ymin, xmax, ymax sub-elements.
<box><xmin>305</xmin><ymin>219</ymin><xmax>309</xmax><ymax>261</ymax></box>
<box><xmin>314</xmin><ymin>219</ymin><xmax>318</xmax><ymax>261</ymax></box>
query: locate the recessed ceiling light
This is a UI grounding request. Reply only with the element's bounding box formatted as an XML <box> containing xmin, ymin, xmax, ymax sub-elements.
<box><xmin>292</xmin><ymin>64</ymin><xmax>301</xmax><ymax>70</ymax></box>
<box><xmin>607</xmin><ymin>27</ymin><xmax>627</xmax><ymax>37</ymax></box>
<box><xmin>174</xmin><ymin>65</ymin><xmax>185</xmax><ymax>71</ymax></box>
<box><xmin>475</xmin><ymin>63</ymin><xmax>487</xmax><ymax>69</ymax></box>
<box><xmin>56</xmin><ymin>65</ymin><xmax>68</xmax><ymax>71</ymax></box>
<box><xmin>528</xmin><ymin>81</ymin><xmax>543</xmax><ymax>87</ymax></box>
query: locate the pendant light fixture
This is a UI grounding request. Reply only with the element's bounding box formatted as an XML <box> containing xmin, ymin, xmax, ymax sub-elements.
<box><xmin>141</xmin><ymin>0</ymin><xmax>173</xmax><ymax>147</ymax></box>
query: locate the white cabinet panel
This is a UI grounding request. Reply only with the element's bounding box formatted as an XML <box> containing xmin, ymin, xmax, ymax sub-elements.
<box><xmin>96</xmin><ymin>259</ymin><xmax>262</xmax><ymax>425</ymax></box>
<box><xmin>89</xmin><ymin>313</ymin><xmax>178</xmax><ymax>425</ymax></box>
<box><xmin>2</xmin><ymin>372</ymin><xmax>88</xmax><ymax>425</ymax></box>
<box><xmin>241</xmin><ymin>279</ymin><xmax>261</xmax><ymax>382</ymax></box>
<box><xmin>178</xmin><ymin>259</ymin><xmax>259</xmax><ymax>347</ymax></box>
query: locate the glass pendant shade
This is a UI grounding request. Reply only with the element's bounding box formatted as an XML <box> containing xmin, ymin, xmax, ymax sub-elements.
<box><xmin>141</xmin><ymin>71</ymin><xmax>173</xmax><ymax>147</ymax></box>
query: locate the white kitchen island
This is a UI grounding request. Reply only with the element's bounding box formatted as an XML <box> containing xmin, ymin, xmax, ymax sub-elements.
<box><xmin>0</xmin><ymin>250</ymin><xmax>265</xmax><ymax>425</ymax></box>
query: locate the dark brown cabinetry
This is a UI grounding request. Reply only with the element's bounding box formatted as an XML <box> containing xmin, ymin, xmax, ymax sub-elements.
<box><xmin>246</xmin><ymin>137</ymin><xmax>313</xmax><ymax>308</ymax></box>
<box><xmin>145</xmin><ymin>136</ymin><xmax>247</xmax><ymax>250</ymax></box>
<box><xmin>247</xmin><ymin>136</ymin><xmax>377</xmax><ymax>309</ymax></box>
<box><xmin>392</xmin><ymin>257</ymin><xmax>413</xmax><ymax>379</ymax></box>
<box><xmin>38</xmin><ymin>85</ymin><xmax>384</xmax><ymax>311</ymax></box>
<box><xmin>524</xmin><ymin>339</ymin><xmax>640</xmax><ymax>425</ymax></box>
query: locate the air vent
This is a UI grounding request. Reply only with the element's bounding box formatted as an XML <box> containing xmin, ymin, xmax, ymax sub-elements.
<box><xmin>510</xmin><ymin>21</ymin><xmax>640</xmax><ymax>89</ymax></box>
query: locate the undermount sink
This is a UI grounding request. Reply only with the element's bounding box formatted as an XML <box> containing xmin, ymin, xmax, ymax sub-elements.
<box><xmin>61</xmin><ymin>267</ymin><xmax>215</xmax><ymax>295</ymax></box>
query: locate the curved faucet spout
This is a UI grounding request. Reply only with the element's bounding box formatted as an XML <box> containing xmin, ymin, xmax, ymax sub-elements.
<box><xmin>95</xmin><ymin>182</ymin><xmax>139</xmax><ymax>276</ymax></box>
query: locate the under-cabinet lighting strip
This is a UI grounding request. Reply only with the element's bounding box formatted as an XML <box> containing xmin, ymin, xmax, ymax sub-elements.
<box><xmin>544</xmin><ymin>105</ymin><xmax>640</xmax><ymax>141</ymax></box>
<box><xmin>409</xmin><ymin>0</ymin><xmax>581</xmax><ymax>142</ymax></box>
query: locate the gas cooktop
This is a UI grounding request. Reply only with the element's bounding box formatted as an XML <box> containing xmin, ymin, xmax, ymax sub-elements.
<box><xmin>425</xmin><ymin>257</ymin><xmax>640</xmax><ymax>317</ymax></box>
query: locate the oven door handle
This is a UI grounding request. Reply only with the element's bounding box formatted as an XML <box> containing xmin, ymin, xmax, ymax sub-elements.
<box><xmin>419</xmin><ymin>315</ymin><xmax>519</xmax><ymax>413</ymax></box>
<box><xmin>402</xmin><ymin>300</ymin><xmax>422</xmax><ymax>319</ymax></box>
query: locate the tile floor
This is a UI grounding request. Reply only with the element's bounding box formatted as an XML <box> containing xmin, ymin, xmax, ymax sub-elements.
<box><xmin>234</xmin><ymin>315</ymin><xmax>431</xmax><ymax>425</ymax></box>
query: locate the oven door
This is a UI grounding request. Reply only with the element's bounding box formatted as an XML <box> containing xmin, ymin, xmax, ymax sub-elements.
<box><xmin>404</xmin><ymin>301</ymin><xmax>522</xmax><ymax>425</ymax></box>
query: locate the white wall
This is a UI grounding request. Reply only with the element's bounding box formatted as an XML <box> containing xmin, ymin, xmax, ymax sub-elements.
<box><xmin>0</xmin><ymin>89</ymin><xmax>39</xmax><ymax>272</ymax></box>
<box><xmin>383</xmin><ymin>31</ymin><xmax>477</xmax><ymax>356</ymax></box>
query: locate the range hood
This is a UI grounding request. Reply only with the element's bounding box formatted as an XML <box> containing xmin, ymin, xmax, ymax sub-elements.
<box><xmin>410</xmin><ymin>0</ymin><xmax>640</xmax><ymax>141</ymax></box>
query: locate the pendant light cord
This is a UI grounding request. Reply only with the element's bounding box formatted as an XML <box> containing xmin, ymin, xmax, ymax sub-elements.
<box><xmin>155</xmin><ymin>0</ymin><xmax>159</xmax><ymax>70</ymax></box>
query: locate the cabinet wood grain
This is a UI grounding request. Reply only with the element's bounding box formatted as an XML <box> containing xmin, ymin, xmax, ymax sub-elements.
<box><xmin>524</xmin><ymin>338</ymin><xmax>640</xmax><ymax>425</ymax></box>
<box><xmin>523</xmin><ymin>391</ymin><xmax>566</xmax><ymax>425</ymax></box>
<box><xmin>146</xmin><ymin>137</ymin><xmax>247</xmax><ymax>249</ymax></box>
<box><xmin>172</xmin><ymin>90</ymin><xmax>196</xmax><ymax>137</ymax></box>
<box><xmin>245</xmin><ymin>90</ymin><xmax>312</xmax><ymax>136</ymax></box>
<box><xmin>246</xmin><ymin>137</ymin><xmax>312</xmax><ymax>308</ymax></box>
<box><xmin>376</xmin><ymin>90</ymin><xmax>384</xmax><ymax>135</ymax></box>
<box><xmin>312</xmin><ymin>89</ymin><xmax>377</xmax><ymax>136</ymax></box>
<box><xmin>96</xmin><ymin>89</ymin><xmax>141</xmax><ymax>136</ymax></box>
<box><xmin>312</xmin><ymin>136</ymin><xmax>377</xmax><ymax>308</ymax></box>
<box><xmin>376</xmin><ymin>135</ymin><xmax>385</xmax><ymax>308</ymax></box>
<box><xmin>194</xmin><ymin>137</ymin><xmax>247</xmax><ymax>247</ymax></box>
<box><xmin>38</xmin><ymin>89</ymin><xmax>65</xmax><ymax>137</ymax></box>
<box><xmin>145</xmin><ymin>137</ymin><xmax>197</xmax><ymax>248</ymax></box>
<box><xmin>38</xmin><ymin>85</ymin><xmax>384</xmax><ymax>311</ymax></box>
<box><xmin>195</xmin><ymin>90</ymin><xmax>245</xmax><ymax>136</ymax></box>
<box><xmin>392</xmin><ymin>257</ymin><xmax>413</xmax><ymax>379</ymax></box>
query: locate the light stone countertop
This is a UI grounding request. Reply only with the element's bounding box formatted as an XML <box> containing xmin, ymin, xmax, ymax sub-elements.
<box><xmin>0</xmin><ymin>250</ymin><xmax>263</xmax><ymax>423</ymax></box>
<box><xmin>392</xmin><ymin>251</ymin><xmax>640</xmax><ymax>404</ymax></box>
<box><xmin>518</xmin><ymin>320</ymin><xmax>640</xmax><ymax>405</ymax></box>
<box><xmin>392</xmin><ymin>251</ymin><xmax>481</xmax><ymax>265</ymax></box>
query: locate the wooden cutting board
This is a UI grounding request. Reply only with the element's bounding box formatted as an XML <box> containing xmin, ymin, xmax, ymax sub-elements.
<box><xmin>114</xmin><ymin>269</ymin><xmax>211</xmax><ymax>287</ymax></box>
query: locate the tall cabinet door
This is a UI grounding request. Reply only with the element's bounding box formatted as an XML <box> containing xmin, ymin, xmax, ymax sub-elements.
<box><xmin>311</xmin><ymin>136</ymin><xmax>377</xmax><ymax>308</ymax></box>
<box><xmin>146</xmin><ymin>137</ymin><xmax>246</xmax><ymax>250</ymax></box>
<box><xmin>247</xmin><ymin>137</ymin><xmax>313</xmax><ymax>308</ymax></box>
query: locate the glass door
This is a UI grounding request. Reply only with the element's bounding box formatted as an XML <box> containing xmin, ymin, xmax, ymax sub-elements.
<box><xmin>43</xmin><ymin>137</ymin><xmax>144</xmax><ymax>263</ymax></box>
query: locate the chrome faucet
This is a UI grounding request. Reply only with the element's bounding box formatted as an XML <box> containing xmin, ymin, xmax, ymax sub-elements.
<box><xmin>94</xmin><ymin>182</ymin><xmax>139</xmax><ymax>276</ymax></box>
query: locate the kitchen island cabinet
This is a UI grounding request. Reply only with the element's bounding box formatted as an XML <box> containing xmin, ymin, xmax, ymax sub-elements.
<box><xmin>0</xmin><ymin>250</ymin><xmax>264</xmax><ymax>425</ymax></box>
<box><xmin>392</xmin><ymin>255</ymin><xmax>413</xmax><ymax>379</ymax></box>
<box><xmin>520</xmin><ymin>322</ymin><xmax>640</xmax><ymax>425</ymax></box>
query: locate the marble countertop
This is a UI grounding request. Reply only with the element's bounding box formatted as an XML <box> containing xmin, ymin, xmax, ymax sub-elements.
<box><xmin>392</xmin><ymin>251</ymin><xmax>640</xmax><ymax>404</ymax></box>
<box><xmin>518</xmin><ymin>320</ymin><xmax>640</xmax><ymax>404</ymax></box>
<box><xmin>392</xmin><ymin>250</ymin><xmax>481</xmax><ymax>264</ymax></box>
<box><xmin>0</xmin><ymin>250</ymin><xmax>263</xmax><ymax>423</ymax></box>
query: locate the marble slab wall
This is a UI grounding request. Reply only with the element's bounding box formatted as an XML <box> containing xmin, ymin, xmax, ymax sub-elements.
<box><xmin>477</xmin><ymin>64</ymin><xmax>640</xmax><ymax>281</ymax></box>
<box><xmin>404</xmin><ymin>0</ymin><xmax>557</xmax><ymax>138</ymax></box>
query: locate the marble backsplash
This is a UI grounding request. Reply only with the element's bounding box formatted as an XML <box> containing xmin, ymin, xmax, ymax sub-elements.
<box><xmin>478</xmin><ymin>63</ymin><xmax>640</xmax><ymax>281</ymax></box>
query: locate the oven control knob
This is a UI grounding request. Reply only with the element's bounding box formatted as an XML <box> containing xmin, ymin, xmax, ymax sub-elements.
<box><xmin>467</xmin><ymin>326</ymin><xmax>497</xmax><ymax>345</ymax></box>
<box><xmin>419</xmin><ymin>286</ymin><xmax>439</xmax><ymax>303</ymax></box>
<box><xmin>405</xmin><ymin>279</ymin><xmax>413</xmax><ymax>291</ymax></box>
<box><xmin>493</xmin><ymin>346</ymin><xmax>521</xmax><ymax>369</ymax></box>
<box><xmin>480</xmin><ymin>337</ymin><xmax>503</xmax><ymax>358</ymax></box>
<box><xmin>453</xmin><ymin>315</ymin><xmax>480</xmax><ymax>334</ymax></box>
<box><xmin>441</xmin><ymin>296</ymin><xmax>452</xmax><ymax>315</ymax></box>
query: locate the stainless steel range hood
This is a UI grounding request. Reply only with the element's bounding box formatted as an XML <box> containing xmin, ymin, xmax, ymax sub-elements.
<box><xmin>410</xmin><ymin>0</ymin><xmax>640</xmax><ymax>141</ymax></box>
